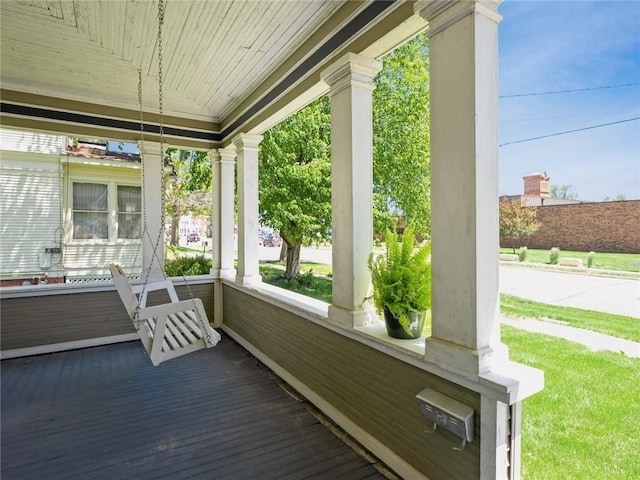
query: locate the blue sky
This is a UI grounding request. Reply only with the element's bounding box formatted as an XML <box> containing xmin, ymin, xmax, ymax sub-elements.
<box><xmin>498</xmin><ymin>0</ymin><xmax>640</xmax><ymax>200</ymax></box>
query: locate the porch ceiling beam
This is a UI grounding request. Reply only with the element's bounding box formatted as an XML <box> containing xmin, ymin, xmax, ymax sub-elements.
<box><xmin>220</xmin><ymin>0</ymin><xmax>426</xmax><ymax>143</ymax></box>
<box><xmin>0</xmin><ymin>89</ymin><xmax>221</xmax><ymax>150</ymax></box>
<box><xmin>1</xmin><ymin>2</ymin><xmax>426</xmax><ymax>149</ymax></box>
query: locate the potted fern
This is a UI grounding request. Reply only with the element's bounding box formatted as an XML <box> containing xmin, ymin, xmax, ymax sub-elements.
<box><xmin>368</xmin><ymin>226</ymin><xmax>431</xmax><ymax>339</ymax></box>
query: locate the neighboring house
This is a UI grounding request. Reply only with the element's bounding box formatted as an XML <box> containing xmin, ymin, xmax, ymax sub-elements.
<box><xmin>0</xmin><ymin>129</ymin><xmax>142</xmax><ymax>286</ymax></box>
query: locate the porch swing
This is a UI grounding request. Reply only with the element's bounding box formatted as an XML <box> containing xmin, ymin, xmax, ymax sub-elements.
<box><xmin>110</xmin><ymin>0</ymin><xmax>220</xmax><ymax>366</ymax></box>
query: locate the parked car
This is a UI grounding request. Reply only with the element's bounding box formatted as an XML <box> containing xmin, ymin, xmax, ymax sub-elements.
<box><xmin>187</xmin><ymin>232</ymin><xmax>200</xmax><ymax>243</ymax></box>
<box><xmin>262</xmin><ymin>233</ymin><xmax>282</xmax><ymax>247</ymax></box>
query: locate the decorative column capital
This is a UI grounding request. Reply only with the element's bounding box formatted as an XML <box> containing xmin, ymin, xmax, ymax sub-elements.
<box><xmin>137</xmin><ymin>140</ymin><xmax>163</xmax><ymax>156</ymax></box>
<box><xmin>217</xmin><ymin>145</ymin><xmax>237</xmax><ymax>164</ymax></box>
<box><xmin>415</xmin><ymin>0</ymin><xmax>502</xmax><ymax>37</ymax></box>
<box><xmin>232</xmin><ymin>133</ymin><xmax>263</xmax><ymax>152</ymax></box>
<box><xmin>320</xmin><ymin>53</ymin><xmax>382</xmax><ymax>96</ymax></box>
<box><xmin>207</xmin><ymin>148</ymin><xmax>221</xmax><ymax>162</ymax></box>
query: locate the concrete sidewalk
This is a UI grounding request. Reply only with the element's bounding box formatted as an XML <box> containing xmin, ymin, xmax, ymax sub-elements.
<box><xmin>501</xmin><ymin>315</ymin><xmax>640</xmax><ymax>358</ymax></box>
<box><xmin>500</xmin><ymin>266</ymin><xmax>640</xmax><ymax>318</ymax></box>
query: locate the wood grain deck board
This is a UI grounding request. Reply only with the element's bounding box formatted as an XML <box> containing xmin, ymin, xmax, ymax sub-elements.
<box><xmin>1</xmin><ymin>335</ymin><xmax>387</xmax><ymax>480</ymax></box>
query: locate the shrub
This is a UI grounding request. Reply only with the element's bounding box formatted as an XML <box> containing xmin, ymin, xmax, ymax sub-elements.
<box><xmin>587</xmin><ymin>251</ymin><xmax>596</xmax><ymax>268</ymax></box>
<box><xmin>298</xmin><ymin>269</ymin><xmax>315</xmax><ymax>287</ymax></box>
<box><xmin>165</xmin><ymin>256</ymin><xmax>212</xmax><ymax>277</ymax></box>
<box><xmin>549</xmin><ymin>247</ymin><xmax>560</xmax><ymax>265</ymax></box>
<box><xmin>518</xmin><ymin>246</ymin><xmax>528</xmax><ymax>262</ymax></box>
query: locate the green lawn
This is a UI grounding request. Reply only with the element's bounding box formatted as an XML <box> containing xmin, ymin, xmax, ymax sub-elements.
<box><xmin>260</xmin><ymin>263</ymin><xmax>333</xmax><ymax>301</ymax></box>
<box><xmin>500</xmin><ymin>247</ymin><xmax>640</xmax><ymax>273</ymax></box>
<box><xmin>503</xmin><ymin>326</ymin><xmax>640</xmax><ymax>479</ymax></box>
<box><xmin>501</xmin><ymin>294</ymin><xmax>640</xmax><ymax>342</ymax></box>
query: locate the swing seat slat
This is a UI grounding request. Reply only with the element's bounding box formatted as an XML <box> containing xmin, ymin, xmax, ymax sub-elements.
<box><xmin>109</xmin><ymin>263</ymin><xmax>221</xmax><ymax>366</ymax></box>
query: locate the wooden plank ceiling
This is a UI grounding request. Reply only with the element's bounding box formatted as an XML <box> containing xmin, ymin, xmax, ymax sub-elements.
<box><xmin>0</xmin><ymin>1</ymin><xmax>426</xmax><ymax>147</ymax></box>
<box><xmin>0</xmin><ymin>0</ymin><xmax>344</xmax><ymax>123</ymax></box>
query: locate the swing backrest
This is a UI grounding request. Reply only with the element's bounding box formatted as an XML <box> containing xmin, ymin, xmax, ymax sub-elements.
<box><xmin>109</xmin><ymin>263</ymin><xmax>140</xmax><ymax>318</ymax></box>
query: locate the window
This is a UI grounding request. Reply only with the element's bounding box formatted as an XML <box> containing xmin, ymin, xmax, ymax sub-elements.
<box><xmin>117</xmin><ymin>185</ymin><xmax>141</xmax><ymax>239</ymax></box>
<box><xmin>73</xmin><ymin>183</ymin><xmax>108</xmax><ymax>239</ymax></box>
<box><xmin>71</xmin><ymin>182</ymin><xmax>141</xmax><ymax>241</ymax></box>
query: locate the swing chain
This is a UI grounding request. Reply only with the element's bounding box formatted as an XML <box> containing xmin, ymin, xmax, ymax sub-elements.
<box><xmin>156</xmin><ymin>0</ymin><xmax>211</xmax><ymax>343</ymax></box>
<box><xmin>133</xmin><ymin>0</ymin><xmax>212</xmax><ymax>345</ymax></box>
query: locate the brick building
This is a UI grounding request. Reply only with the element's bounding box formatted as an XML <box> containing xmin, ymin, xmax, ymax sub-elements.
<box><xmin>501</xmin><ymin>173</ymin><xmax>640</xmax><ymax>253</ymax></box>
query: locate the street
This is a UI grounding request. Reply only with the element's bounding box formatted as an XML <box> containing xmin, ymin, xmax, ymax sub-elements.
<box><xmin>184</xmin><ymin>240</ymin><xmax>640</xmax><ymax>318</ymax></box>
<box><xmin>289</xmin><ymin>246</ymin><xmax>640</xmax><ymax>318</ymax></box>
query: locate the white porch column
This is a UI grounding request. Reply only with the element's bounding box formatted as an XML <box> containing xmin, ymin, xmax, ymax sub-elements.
<box><xmin>321</xmin><ymin>53</ymin><xmax>381</xmax><ymax>328</ymax></box>
<box><xmin>137</xmin><ymin>140</ymin><xmax>165</xmax><ymax>281</ymax></box>
<box><xmin>233</xmin><ymin>134</ymin><xmax>262</xmax><ymax>285</ymax></box>
<box><xmin>416</xmin><ymin>0</ymin><xmax>507</xmax><ymax>376</ymax></box>
<box><xmin>209</xmin><ymin>146</ymin><xmax>237</xmax><ymax>280</ymax></box>
<box><xmin>415</xmin><ymin>3</ymin><xmax>543</xmax><ymax>480</ymax></box>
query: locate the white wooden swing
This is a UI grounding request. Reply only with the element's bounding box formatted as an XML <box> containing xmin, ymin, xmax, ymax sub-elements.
<box><xmin>110</xmin><ymin>0</ymin><xmax>220</xmax><ymax>366</ymax></box>
<box><xmin>110</xmin><ymin>263</ymin><xmax>220</xmax><ymax>366</ymax></box>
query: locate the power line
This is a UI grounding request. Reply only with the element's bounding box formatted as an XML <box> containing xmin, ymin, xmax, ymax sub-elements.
<box><xmin>500</xmin><ymin>117</ymin><xmax>640</xmax><ymax>147</ymax></box>
<box><xmin>500</xmin><ymin>82</ymin><xmax>639</xmax><ymax>98</ymax></box>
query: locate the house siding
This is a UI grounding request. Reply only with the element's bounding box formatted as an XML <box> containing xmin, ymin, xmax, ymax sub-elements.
<box><xmin>0</xmin><ymin>128</ymin><xmax>64</xmax><ymax>154</ymax></box>
<box><xmin>0</xmin><ymin>152</ymin><xmax>64</xmax><ymax>281</ymax></box>
<box><xmin>61</xmin><ymin>162</ymin><xmax>142</xmax><ymax>280</ymax></box>
<box><xmin>1</xmin><ymin>129</ymin><xmax>142</xmax><ymax>283</ymax></box>
<box><xmin>223</xmin><ymin>286</ymin><xmax>481</xmax><ymax>480</ymax></box>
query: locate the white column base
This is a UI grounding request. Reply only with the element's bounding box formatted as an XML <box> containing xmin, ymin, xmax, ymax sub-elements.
<box><xmin>424</xmin><ymin>336</ymin><xmax>509</xmax><ymax>377</ymax></box>
<box><xmin>143</xmin><ymin>269</ymin><xmax>166</xmax><ymax>283</ymax></box>
<box><xmin>213</xmin><ymin>280</ymin><xmax>223</xmax><ymax>328</ymax></box>
<box><xmin>328</xmin><ymin>304</ymin><xmax>376</xmax><ymax>328</ymax></box>
<box><xmin>210</xmin><ymin>267</ymin><xmax>236</xmax><ymax>280</ymax></box>
<box><xmin>235</xmin><ymin>274</ymin><xmax>262</xmax><ymax>286</ymax></box>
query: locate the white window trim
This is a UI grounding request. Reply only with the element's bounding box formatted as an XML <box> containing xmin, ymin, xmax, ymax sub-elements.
<box><xmin>65</xmin><ymin>176</ymin><xmax>142</xmax><ymax>245</ymax></box>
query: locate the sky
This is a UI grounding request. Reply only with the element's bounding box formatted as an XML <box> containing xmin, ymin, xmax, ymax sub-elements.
<box><xmin>498</xmin><ymin>0</ymin><xmax>640</xmax><ymax>201</ymax></box>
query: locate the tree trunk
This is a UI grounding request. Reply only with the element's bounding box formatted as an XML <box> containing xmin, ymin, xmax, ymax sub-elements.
<box><xmin>279</xmin><ymin>242</ymin><xmax>288</xmax><ymax>262</ymax></box>
<box><xmin>171</xmin><ymin>215</ymin><xmax>180</xmax><ymax>246</ymax></box>
<box><xmin>284</xmin><ymin>242</ymin><xmax>301</xmax><ymax>280</ymax></box>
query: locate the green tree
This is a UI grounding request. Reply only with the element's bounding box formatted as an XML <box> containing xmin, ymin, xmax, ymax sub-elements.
<box><xmin>603</xmin><ymin>194</ymin><xmax>627</xmax><ymax>201</ymax></box>
<box><xmin>259</xmin><ymin>33</ymin><xmax>432</xmax><ymax>279</ymax></box>
<box><xmin>549</xmin><ymin>184</ymin><xmax>578</xmax><ymax>200</ymax></box>
<box><xmin>499</xmin><ymin>197</ymin><xmax>540</xmax><ymax>252</ymax></box>
<box><xmin>373</xmin><ymin>33</ymin><xmax>431</xmax><ymax>238</ymax></box>
<box><xmin>164</xmin><ymin>149</ymin><xmax>211</xmax><ymax>245</ymax></box>
<box><xmin>259</xmin><ymin>96</ymin><xmax>332</xmax><ymax>280</ymax></box>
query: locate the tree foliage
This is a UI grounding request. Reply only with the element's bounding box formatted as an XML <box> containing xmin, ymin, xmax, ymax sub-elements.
<box><xmin>603</xmin><ymin>194</ymin><xmax>627</xmax><ymax>201</ymax></box>
<box><xmin>549</xmin><ymin>184</ymin><xmax>578</xmax><ymax>200</ymax></box>
<box><xmin>499</xmin><ymin>197</ymin><xmax>540</xmax><ymax>252</ymax></box>
<box><xmin>164</xmin><ymin>149</ymin><xmax>211</xmax><ymax>245</ymax></box>
<box><xmin>259</xmin><ymin>96</ymin><xmax>332</xmax><ymax>280</ymax></box>
<box><xmin>258</xmin><ymin>33</ymin><xmax>432</xmax><ymax>279</ymax></box>
<box><xmin>373</xmin><ymin>33</ymin><xmax>431</xmax><ymax>237</ymax></box>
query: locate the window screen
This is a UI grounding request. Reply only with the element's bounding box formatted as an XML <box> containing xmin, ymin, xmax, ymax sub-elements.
<box><xmin>73</xmin><ymin>183</ymin><xmax>108</xmax><ymax>239</ymax></box>
<box><xmin>117</xmin><ymin>185</ymin><xmax>142</xmax><ymax>239</ymax></box>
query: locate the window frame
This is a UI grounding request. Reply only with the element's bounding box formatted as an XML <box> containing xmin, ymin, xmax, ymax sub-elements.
<box><xmin>71</xmin><ymin>182</ymin><xmax>109</xmax><ymax>240</ymax></box>
<box><xmin>116</xmin><ymin>184</ymin><xmax>142</xmax><ymax>240</ymax></box>
<box><xmin>66</xmin><ymin>177</ymin><xmax>142</xmax><ymax>245</ymax></box>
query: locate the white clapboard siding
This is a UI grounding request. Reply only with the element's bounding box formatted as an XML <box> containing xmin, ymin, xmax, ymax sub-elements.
<box><xmin>1</xmin><ymin>134</ymin><xmax>142</xmax><ymax>282</ymax></box>
<box><xmin>64</xmin><ymin>244</ymin><xmax>142</xmax><ymax>279</ymax></box>
<box><xmin>0</xmin><ymin>129</ymin><xmax>65</xmax><ymax>155</ymax></box>
<box><xmin>0</xmin><ymin>160</ymin><xmax>63</xmax><ymax>279</ymax></box>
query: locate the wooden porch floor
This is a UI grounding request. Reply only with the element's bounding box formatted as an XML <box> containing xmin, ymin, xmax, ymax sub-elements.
<box><xmin>1</xmin><ymin>334</ymin><xmax>388</xmax><ymax>480</ymax></box>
